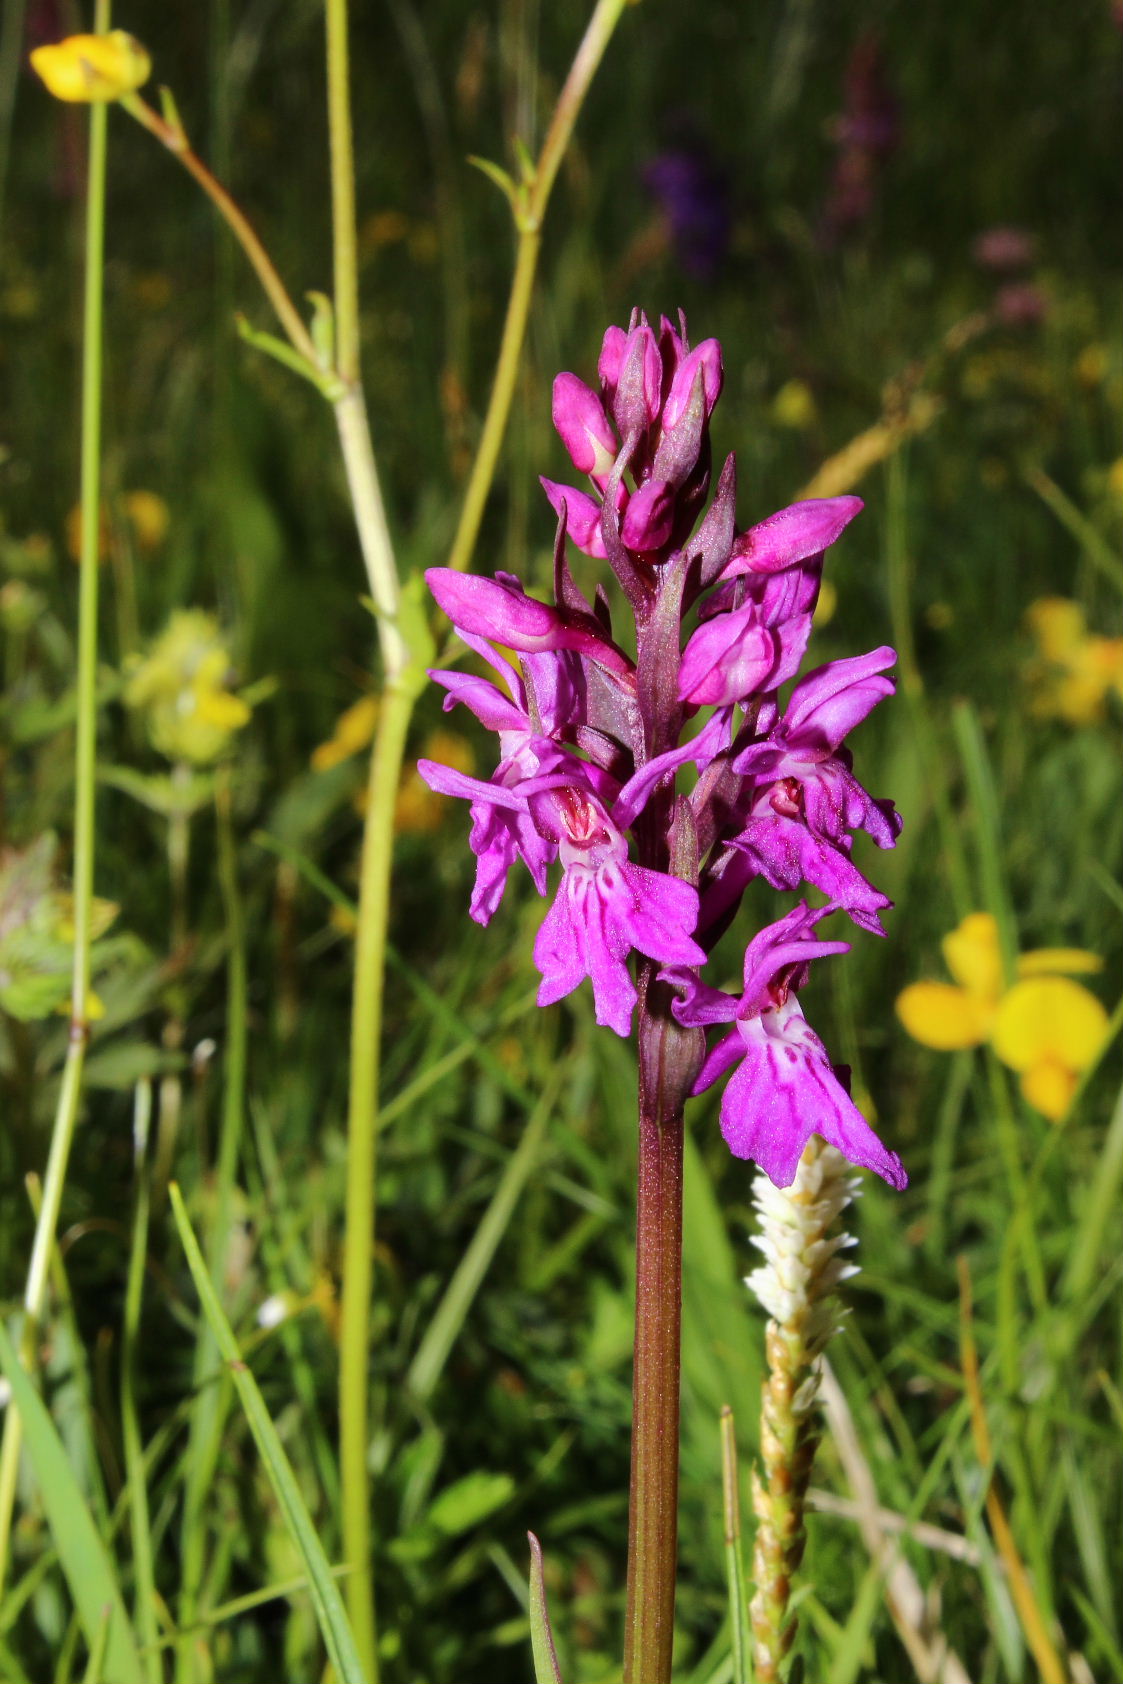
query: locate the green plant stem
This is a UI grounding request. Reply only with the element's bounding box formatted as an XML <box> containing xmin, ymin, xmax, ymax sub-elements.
<box><xmin>445</xmin><ymin>0</ymin><xmax>633</xmax><ymax>575</ymax></box>
<box><xmin>338</xmin><ymin>678</ymin><xmax>415</xmax><ymax>1681</ymax></box>
<box><xmin>176</xmin><ymin>771</ymin><xmax>250</xmax><ymax>1684</ymax></box>
<box><xmin>332</xmin><ymin>386</ymin><xmax>408</xmax><ymax>677</ymax></box>
<box><xmin>623</xmin><ymin>1085</ymin><xmax>684</xmax><ymax>1684</ymax></box>
<box><xmin>122</xmin><ymin>1082</ymin><xmax>162</xmax><ymax>1684</ymax></box>
<box><xmin>325</xmin><ymin>0</ymin><xmax>360</xmax><ymax>385</ymax></box>
<box><xmin>0</xmin><ymin>20</ymin><xmax>110</xmax><ymax>1591</ymax></box>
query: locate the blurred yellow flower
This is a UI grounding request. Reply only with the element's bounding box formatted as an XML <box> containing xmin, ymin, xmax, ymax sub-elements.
<box><xmin>65</xmin><ymin>489</ymin><xmax>169</xmax><ymax>563</ymax></box>
<box><xmin>1024</xmin><ymin>596</ymin><xmax>1123</xmax><ymax>725</ymax></box>
<box><xmin>896</xmin><ymin>913</ymin><xmax>1108</xmax><ymax>1120</ymax></box>
<box><xmin>771</xmin><ymin>379</ymin><xmax>817</xmax><ymax>431</ymax></box>
<box><xmin>30</xmin><ymin>31</ymin><xmax>150</xmax><ymax>102</ymax></box>
<box><xmin>124</xmin><ymin>610</ymin><xmax>251</xmax><ymax>765</ymax></box>
<box><xmin>991</xmin><ymin>978</ymin><xmax>1109</xmax><ymax>1121</ymax></box>
<box><xmin>311</xmin><ymin>694</ymin><xmax>379</xmax><ymax>772</ymax></box>
<box><xmin>122</xmin><ymin>490</ymin><xmax>170</xmax><ymax>552</ymax></box>
<box><xmin>1075</xmin><ymin>343</ymin><xmax>1108</xmax><ymax>387</ymax></box>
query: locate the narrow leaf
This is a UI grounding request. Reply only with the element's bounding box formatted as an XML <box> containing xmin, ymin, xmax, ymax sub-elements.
<box><xmin>167</xmin><ymin>1184</ymin><xmax>369</xmax><ymax>1684</ymax></box>
<box><xmin>527</xmin><ymin>1533</ymin><xmax>564</xmax><ymax>1684</ymax></box>
<box><xmin>0</xmin><ymin>1324</ymin><xmax>143</xmax><ymax>1684</ymax></box>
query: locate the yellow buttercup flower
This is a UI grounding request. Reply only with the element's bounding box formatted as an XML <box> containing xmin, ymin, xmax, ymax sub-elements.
<box><xmin>30</xmin><ymin>31</ymin><xmax>151</xmax><ymax>103</ymax></box>
<box><xmin>991</xmin><ymin>978</ymin><xmax>1109</xmax><ymax>1121</ymax></box>
<box><xmin>896</xmin><ymin>913</ymin><xmax>1108</xmax><ymax>1120</ymax></box>
<box><xmin>1023</xmin><ymin>596</ymin><xmax>1123</xmax><ymax>726</ymax></box>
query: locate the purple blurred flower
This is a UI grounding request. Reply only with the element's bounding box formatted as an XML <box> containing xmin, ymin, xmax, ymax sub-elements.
<box><xmin>642</xmin><ymin>144</ymin><xmax>732</xmax><ymax>281</ymax></box>
<box><xmin>821</xmin><ymin>36</ymin><xmax>899</xmax><ymax>245</ymax></box>
<box><xmin>994</xmin><ymin>282</ymin><xmax>1048</xmax><ymax>327</ymax></box>
<box><xmin>971</xmin><ymin>226</ymin><xmax>1036</xmax><ymax>272</ymax></box>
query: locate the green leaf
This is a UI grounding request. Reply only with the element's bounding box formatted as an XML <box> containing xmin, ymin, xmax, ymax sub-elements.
<box><xmin>98</xmin><ymin>764</ymin><xmax>215</xmax><ymax>819</ymax></box>
<box><xmin>167</xmin><ymin>1185</ymin><xmax>369</xmax><ymax>1684</ymax></box>
<box><xmin>467</xmin><ymin>153</ymin><xmax>518</xmax><ymax>208</ymax></box>
<box><xmin>527</xmin><ymin>1533</ymin><xmax>563</xmax><ymax>1684</ymax></box>
<box><xmin>0</xmin><ymin>1325</ymin><xmax>143</xmax><ymax>1684</ymax></box>
<box><xmin>427</xmin><ymin>1470</ymin><xmax>516</xmax><ymax>1538</ymax></box>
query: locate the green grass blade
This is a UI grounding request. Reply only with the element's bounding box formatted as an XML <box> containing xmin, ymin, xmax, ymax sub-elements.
<box><xmin>527</xmin><ymin>1533</ymin><xmax>563</xmax><ymax>1684</ymax></box>
<box><xmin>167</xmin><ymin>1183</ymin><xmax>369</xmax><ymax>1684</ymax></box>
<box><xmin>0</xmin><ymin>1324</ymin><xmax>143</xmax><ymax>1684</ymax></box>
<box><xmin>81</xmin><ymin>1604</ymin><xmax>111</xmax><ymax>1684</ymax></box>
<box><xmin>720</xmin><ymin>1407</ymin><xmax>752</xmax><ymax>1684</ymax></box>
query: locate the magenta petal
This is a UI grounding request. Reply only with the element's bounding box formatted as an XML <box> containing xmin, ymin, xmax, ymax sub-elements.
<box><xmin>620</xmin><ymin>478</ymin><xmax>675</xmax><ymax>550</ymax></box>
<box><xmin>534</xmin><ymin>882</ymin><xmax>589</xmax><ymax>1004</ymax></box>
<box><xmin>662</xmin><ymin>339</ymin><xmax>723</xmax><ymax>430</ymax></box>
<box><xmin>721</xmin><ymin>496</ymin><xmax>864</xmax><ymax>579</ymax></box>
<box><xmin>552</xmin><ymin>373</ymin><xmax>617</xmax><ymax>477</ymax></box>
<box><xmin>678</xmin><ymin>608</ymin><xmax>774</xmax><ymax>705</ymax></box>
<box><xmin>539</xmin><ymin>478</ymin><xmax>608</xmax><ymax>559</ymax></box>
<box><xmin>426</xmin><ymin>568</ymin><xmax>558</xmax><ymax>646</ymax></box>
<box><xmin>430</xmin><ymin>670</ymin><xmax>528</xmax><ymax>734</ymax></box>
<box><xmin>719</xmin><ymin>1007</ymin><xmax>906</xmax><ymax>1190</ymax></box>
<box><xmin>416</xmin><ymin>759</ymin><xmax>529</xmax><ymax>812</ymax></box>
<box><xmin>783</xmin><ymin>647</ymin><xmax>897</xmax><ymax>749</ymax></box>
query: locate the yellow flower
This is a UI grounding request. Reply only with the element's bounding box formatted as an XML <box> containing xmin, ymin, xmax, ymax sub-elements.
<box><xmin>122</xmin><ymin>490</ymin><xmax>170</xmax><ymax>552</ymax></box>
<box><xmin>310</xmin><ymin>694</ymin><xmax>379</xmax><ymax>772</ymax></box>
<box><xmin>1024</xmin><ymin>596</ymin><xmax>1123</xmax><ymax>725</ymax></box>
<box><xmin>896</xmin><ymin>913</ymin><xmax>1108</xmax><ymax>1120</ymax></box>
<box><xmin>991</xmin><ymin>978</ymin><xmax>1109</xmax><ymax>1121</ymax></box>
<box><xmin>124</xmin><ymin>610</ymin><xmax>251</xmax><ymax>765</ymax></box>
<box><xmin>895</xmin><ymin>912</ymin><xmax>1003</xmax><ymax>1050</ymax></box>
<box><xmin>30</xmin><ymin>31</ymin><xmax>150</xmax><ymax>103</ymax></box>
<box><xmin>771</xmin><ymin>379</ymin><xmax>817</xmax><ymax>431</ymax></box>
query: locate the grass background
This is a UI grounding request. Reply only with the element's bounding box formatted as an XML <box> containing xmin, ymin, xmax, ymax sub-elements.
<box><xmin>0</xmin><ymin>0</ymin><xmax>1120</xmax><ymax>1678</ymax></box>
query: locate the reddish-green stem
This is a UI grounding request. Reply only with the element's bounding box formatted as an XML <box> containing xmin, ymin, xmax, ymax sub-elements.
<box><xmin>624</xmin><ymin>975</ymin><xmax>685</xmax><ymax>1684</ymax></box>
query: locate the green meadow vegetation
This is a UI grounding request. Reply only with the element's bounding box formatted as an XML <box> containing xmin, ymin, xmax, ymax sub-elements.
<box><xmin>0</xmin><ymin>1</ymin><xmax>1119</xmax><ymax>1680</ymax></box>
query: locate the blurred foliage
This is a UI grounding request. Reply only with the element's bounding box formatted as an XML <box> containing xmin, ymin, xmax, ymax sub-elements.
<box><xmin>0</xmin><ymin>0</ymin><xmax>1120</xmax><ymax>1679</ymax></box>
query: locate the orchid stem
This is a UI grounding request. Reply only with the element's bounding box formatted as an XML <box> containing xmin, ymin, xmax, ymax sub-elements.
<box><xmin>623</xmin><ymin>1004</ymin><xmax>684</xmax><ymax>1684</ymax></box>
<box><xmin>0</xmin><ymin>0</ymin><xmax>110</xmax><ymax>1591</ymax></box>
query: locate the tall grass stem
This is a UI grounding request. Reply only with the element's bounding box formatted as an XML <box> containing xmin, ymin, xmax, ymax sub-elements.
<box><xmin>445</xmin><ymin>0</ymin><xmax>633</xmax><ymax>576</ymax></box>
<box><xmin>0</xmin><ymin>6</ymin><xmax>110</xmax><ymax>1588</ymax></box>
<box><xmin>338</xmin><ymin>678</ymin><xmax>414</xmax><ymax>1679</ymax></box>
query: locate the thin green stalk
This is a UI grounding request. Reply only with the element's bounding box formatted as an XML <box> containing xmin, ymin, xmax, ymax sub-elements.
<box><xmin>0</xmin><ymin>10</ymin><xmax>110</xmax><ymax>1589</ymax></box>
<box><xmin>176</xmin><ymin>771</ymin><xmax>250</xmax><ymax>1683</ymax></box>
<box><xmin>121</xmin><ymin>1083</ymin><xmax>161</xmax><ymax>1684</ymax></box>
<box><xmin>445</xmin><ymin>0</ymin><xmax>633</xmax><ymax>576</ymax></box>
<box><xmin>338</xmin><ymin>678</ymin><xmax>414</xmax><ymax>1680</ymax></box>
<box><xmin>325</xmin><ymin>0</ymin><xmax>360</xmax><ymax>385</ymax></box>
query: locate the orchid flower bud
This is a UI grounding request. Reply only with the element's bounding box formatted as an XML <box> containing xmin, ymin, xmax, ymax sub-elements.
<box><xmin>552</xmin><ymin>374</ymin><xmax>618</xmax><ymax>480</ymax></box>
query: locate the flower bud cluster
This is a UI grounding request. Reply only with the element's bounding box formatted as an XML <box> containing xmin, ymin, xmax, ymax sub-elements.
<box><xmin>420</xmin><ymin>310</ymin><xmax>906</xmax><ymax>1191</ymax></box>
